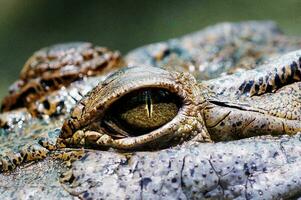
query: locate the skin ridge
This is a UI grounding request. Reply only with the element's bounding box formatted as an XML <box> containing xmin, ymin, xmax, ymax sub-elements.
<box><xmin>1</xmin><ymin>21</ymin><xmax>301</xmax><ymax>199</ymax></box>
<box><xmin>60</xmin><ymin>50</ymin><xmax>301</xmax><ymax>148</ymax></box>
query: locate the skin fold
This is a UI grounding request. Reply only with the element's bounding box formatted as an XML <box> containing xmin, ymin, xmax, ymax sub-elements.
<box><xmin>61</xmin><ymin>50</ymin><xmax>301</xmax><ymax>150</ymax></box>
<box><xmin>0</xmin><ymin>21</ymin><xmax>301</xmax><ymax>199</ymax></box>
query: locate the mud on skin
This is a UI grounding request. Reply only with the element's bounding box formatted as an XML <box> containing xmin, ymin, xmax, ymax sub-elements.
<box><xmin>1</xmin><ymin>21</ymin><xmax>301</xmax><ymax>199</ymax></box>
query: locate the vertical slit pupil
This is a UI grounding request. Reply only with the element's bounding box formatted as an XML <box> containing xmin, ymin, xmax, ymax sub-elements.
<box><xmin>146</xmin><ymin>91</ymin><xmax>152</xmax><ymax>118</ymax></box>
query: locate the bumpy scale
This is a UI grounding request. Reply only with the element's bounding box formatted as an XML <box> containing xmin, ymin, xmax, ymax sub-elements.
<box><xmin>1</xmin><ymin>42</ymin><xmax>124</xmax><ymax>116</ymax></box>
<box><xmin>1</xmin><ymin>21</ymin><xmax>301</xmax><ymax>199</ymax></box>
<box><xmin>61</xmin><ymin>51</ymin><xmax>301</xmax><ymax>149</ymax></box>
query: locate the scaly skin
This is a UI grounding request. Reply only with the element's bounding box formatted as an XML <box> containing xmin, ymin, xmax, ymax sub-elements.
<box><xmin>61</xmin><ymin>33</ymin><xmax>301</xmax><ymax>150</ymax></box>
<box><xmin>1</xmin><ymin>42</ymin><xmax>123</xmax><ymax>116</ymax></box>
<box><xmin>1</xmin><ymin>21</ymin><xmax>301</xmax><ymax>199</ymax></box>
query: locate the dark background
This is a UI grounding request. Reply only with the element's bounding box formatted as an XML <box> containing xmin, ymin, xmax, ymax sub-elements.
<box><xmin>0</xmin><ymin>0</ymin><xmax>301</xmax><ymax>99</ymax></box>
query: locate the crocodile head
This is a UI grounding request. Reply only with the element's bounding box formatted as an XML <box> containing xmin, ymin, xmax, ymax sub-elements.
<box><xmin>1</xmin><ymin>21</ymin><xmax>301</xmax><ymax>199</ymax></box>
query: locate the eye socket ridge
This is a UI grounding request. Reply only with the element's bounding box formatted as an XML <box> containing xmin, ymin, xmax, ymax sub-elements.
<box><xmin>101</xmin><ymin>87</ymin><xmax>183</xmax><ymax>138</ymax></box>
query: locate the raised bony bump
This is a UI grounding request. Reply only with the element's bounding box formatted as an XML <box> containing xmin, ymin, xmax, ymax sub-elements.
<box><xmin>1</xmin><ymin>42</ymin><xmax>124</xmax><ymax>116</ymax></box>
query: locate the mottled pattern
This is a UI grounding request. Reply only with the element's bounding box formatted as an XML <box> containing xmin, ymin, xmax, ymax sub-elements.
<box><xmin>1</xmin><ymin>42</ymin><xmax>123</xmax><ymax>115</ymax></box>
<box><xmin>0</xmin><ymin>21</ymin><xmax>301</xmax><ymax>199</ymax></box>
<box><xmin>204</xmin><ymin>50</ymin><xmax>301</xmax><ymax>97</ymax></box>
<box><xmin>60</xmin><ymin>134</ymin><xmax>301</xmax><ymax>199</ymax></box>
<box><xmin>126</xmin><ymin>21</ymin><xmax>301</xmax><ymax>80</ymax></box>
<box><xmin>0</xmin><ymin>158</ymin><xmax>73</xmax><ymax>199</ymax></box>
<box><xmin>27</xmin><ymin>76</ymin><xmax>104</xmax><ymax>117</ymax></box>
<box><xmin>0</xmin><ymin>117</ymin><xmax>62</xmax><ymax>171</ymax></box>
<box><xmin>61</xmin><ymin>49</ymin><xmax>301</xmax><ymax>149</ymax></box>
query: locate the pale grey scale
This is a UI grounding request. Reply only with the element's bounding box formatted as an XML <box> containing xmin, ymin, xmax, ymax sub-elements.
<box><xmin>126</xmin><ymin>21</ymin><xmax>301</xmax><ymax>80</ymax></box>
<box><xmin>46</xmin><ymin>42</ymin><xmax>92</xmax><ymax>55</ymax></box>
<box><xmin>238</xmin><ymin>83</ymin><xmax>301</xmax><ymax>120</ymax></box>
<box><xmin>0</xmin><ymin>117</ymin><xmax>64</xmax><ymax>172</ymax></box>
<box><xmin>30</xmin><ymin>74</ymin><xmax>110</xmax><ymax>118</ymax></box>
<box><xmin>203</xmin><ymin>50</ymin><xmax>301</xmax><ymax>98</ymax></box>
<box><xmin>61</xmin><ymin>22</ymin><xmax>301</xmax><ymax>147</ymax></box>
<box><xmin>2</xmin><ymin>21</ymin><xmax>301</xmax><ymax>199</ymax></box>
<box><xmin>125</xmin><ymin>39</ymin><xmax>191</xmax><ymax>66</ymax></box>
<box><xmin>199</xmin><ymin>51</ymin><xmax>301</xmax><ymax>141</ymax></box>
<box><xmin>59</xmin><ymin>134</ymin><xmax>301</xmax><ymax>199</ymax></box>
<box><xmin>0</xmin><ymin>158</ymin><xmax>71</xmax><ymax>199</ymax></box>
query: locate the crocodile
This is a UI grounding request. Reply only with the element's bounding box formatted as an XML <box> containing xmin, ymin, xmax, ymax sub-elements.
<box><xmin>1</xmin><ymin>21</ymin><xmax>301</xmax><ymax>199</ymax></box>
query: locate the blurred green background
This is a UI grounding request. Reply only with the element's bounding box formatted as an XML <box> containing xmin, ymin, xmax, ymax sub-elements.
<box><xmin>0</xmin><ymin>0</ymin><xmax>301</xmax><ymax>100</ymax></box>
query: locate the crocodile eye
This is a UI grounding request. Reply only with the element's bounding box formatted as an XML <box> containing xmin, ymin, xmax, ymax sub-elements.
<box><xmin>61</xmin><ymin>66</ymin><xmax>205</xmax><ymax>150</ymax></box>
<box><xmin>102</xmin><ymin>88</ymin><xmax>181</xmax><ymax>137</ymax></box>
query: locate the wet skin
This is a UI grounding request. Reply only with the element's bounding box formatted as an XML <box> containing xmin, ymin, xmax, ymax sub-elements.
<box><xmin>1</xmin><ymin>21</ymin><xmax>301</xmax><ymax>199</ymax></box>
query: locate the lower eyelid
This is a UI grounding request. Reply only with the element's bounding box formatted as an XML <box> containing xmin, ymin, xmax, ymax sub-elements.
<box><xmin>102</xmin><ymin>120</ymin><xmax>129</xmax><ymax>138</ymax></box>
